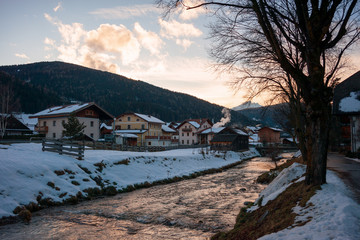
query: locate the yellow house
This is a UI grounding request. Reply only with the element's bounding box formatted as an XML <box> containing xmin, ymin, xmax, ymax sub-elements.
<box><xmin>114</xmin><ymin>113</ymin><xmax>165</xmax><ymax>146</ymax></box>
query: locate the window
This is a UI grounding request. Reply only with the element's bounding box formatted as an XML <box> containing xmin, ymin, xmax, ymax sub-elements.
<box><xmin>182</xmin><ymin>133</ymin><xmax>184</xmax><ymax>136</ymax></box>
<box><xmin>90</xmin><ymin>121</ymin><xmax>94</xmax><ymax>127</ymax></box>
<box><xmin>85</xmin><ymin>110</ymin><xmax>94</xmax><ymax>116</ymax></box>
<box><xmin>53</xmin><ymin>120</ymin><xmax>56</xmax><ymax>126</ymax></box>
<box><xmin>43</xmin><ymin>121</ymin><xmax>47</xmax><ymax>126</ymax></box>
<box><xmin>128</xmin><ymin>117</ymin><xmax>131</xmax><ymax>121</ymax></box>
<box><xmin>192</xmin><ymin>140</ymin><xmax>194</xmax><ymax>144</ymax></box>
<box><xmin>53</xmin><ymin>133</ymin><xmax>56</xmax><ymax>138</ymax></box>
<box><xmin>148</xmin><ymin>142</ymin><xmax>151</xmax><ymax>146</ymax></box>
<box><xmin>90</xmin><ymin>133</ymin><xmax>94</xmax><ymax>138</ymax></box>
<box><xmin>142</xmin><ymin>124</ymin><xmax>145</xmax><ymax>129</ymax></box>
<box><xmin>187</xmin><ymin>140</ymin><xmax>189</xmax><ymax>144</ymax></box>
<box><xmin>187</xmin><ymin>133</ymin><xmax>189</xmax><ymax>136</ymax></box>
<box><xmin>192</xmin><ymin>132</ymin><xmax>194</xmax><ymax>136</ymax></box>
<box><xmin>127</xmin><ymin>125</ymin><xmax>131</xmax><ymax>129</ymax></box>
<box><xmin>182</xmin><ymin>140</ymin><xmax>184</xmax><ymax>144</ymax></box>
<box><xmin>136</xmin><ymin>118</ymin><xmax>139</xmax><ymax>121</ymax></box>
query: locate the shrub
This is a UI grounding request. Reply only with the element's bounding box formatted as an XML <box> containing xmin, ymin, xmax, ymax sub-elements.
<box><xmin>104</xmin><ymin>186</ymin><xmax>117</xmax><ymax>196</ymax></box>
<box><xmin>47</xmin><ymin>182</ymin><xmax>55</xmax><ymax>188</ymax></box>
<box><xmin>78</xmin><ymin>164</ymin><xmax>92</xmax><ymax>174</ymax></box>
<box><xmin>54</xmin><ymin>170</ymin><xmax>65</xmax><ymax>176</ymax></box>
<box><xmin>71</xmin><ymin>180</ymin><xmax>80</xmax><ymax>186</ymax></box>
<box><xmin>114</xmin><ymin>159</ymin><xmax>130</xmax><ymax>165</ymax></box>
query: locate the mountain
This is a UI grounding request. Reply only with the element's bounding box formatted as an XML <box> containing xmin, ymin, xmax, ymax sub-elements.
<box><xmin>232</xmin><ymin>101</ymin><xmax>262</xmax><ymax>111</ymax></box>
<box><xmin>0</xmin><ymin>61</ymin><xmax>254</xmax><ymax>125</ymax></box>
<box><xmin>234</xmin><ymin>103</ymin><xmax>290</xmax><ymax>127</ymax></box>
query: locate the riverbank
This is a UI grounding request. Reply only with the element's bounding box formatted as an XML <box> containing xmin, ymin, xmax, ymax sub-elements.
<box><xmin>0</xmin><ymin>143</ymin><xmax>259</xmax><ymax>222</ymax></box>
<box><xmin>213</xmin><ymin>158</ymin><xmax>360</xmax><ymax>239</ymax></box>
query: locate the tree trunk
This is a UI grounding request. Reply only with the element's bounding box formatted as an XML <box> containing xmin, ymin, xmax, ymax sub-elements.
<box><xmin>304</xmin><ymin>102</ymin><xmax>331</xmax><ymax>185</ymax></box>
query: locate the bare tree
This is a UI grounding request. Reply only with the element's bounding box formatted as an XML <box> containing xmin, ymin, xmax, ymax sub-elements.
<box><xmin>0</xmin><ymin>82</ymin><xmax>19</xmax><ymax>138</ymax></box>
<box><xmin>156</xmin><ymin>0</ymin><xmax>360</xmax><ymax>185</ymax></box>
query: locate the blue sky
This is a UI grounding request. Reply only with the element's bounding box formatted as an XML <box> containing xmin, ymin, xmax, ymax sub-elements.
<box><xmin>1</xmin><ymin>0</ymin><xmax>359</xmax><ymax>108</ymax></box>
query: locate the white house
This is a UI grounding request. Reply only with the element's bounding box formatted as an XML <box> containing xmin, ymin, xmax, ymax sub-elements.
<box><xmin>177</xmin><ymin>118</ymin><xmax>213</xmax><ymax>145</ymax></box>
<box><xmin>30</xmin><ymin>102</ymin><xmax>113</xmax><ymax>140</ymax></box>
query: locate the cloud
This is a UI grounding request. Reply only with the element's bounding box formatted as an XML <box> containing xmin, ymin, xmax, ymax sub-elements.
<box><xmin>177</xmin><ymin>0</ymin><xmax>207</xmax><ymax>20</ymax></box>
<box><xmin>176</xmin><ymin>39</ymin><xmax>193</xmax><ymax>50</ymax></box>
<box><xmin>134</xmin><ymin>22</ymin><xmax>164</xmax><ymax>55</ymax></box>
<box><xmin>89</xmin><ymin>4</ymin><xmax>161</xmax><ymax>19</ymax></box>
<box><xmin>15</xmin><ymin>53</ymin><xmax>29</xmax><ymax>59</ymax></box>
<box><xmin>44</xmin><ymin>13</ymin><xmax>167</xmax><ymax>73</ymax></box>
<box><xmin>159</xmin><ymin>19</ymin><xmax>202</xmax><ymax>38</ymax></box>
<box><xmin>53</xmin><ymin>2</ymin><xmax>62</xmax><ymax>12</ymax></box>
<box><xmin>86</xmin><ymin>24</ymin><xmax>140</xmax><ymax>65</ymax></box>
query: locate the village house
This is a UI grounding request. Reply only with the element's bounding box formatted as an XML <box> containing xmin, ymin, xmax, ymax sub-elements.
<box><xmin>114</xmin><ymin>113</ymin><xmax>165</xmax><ymax>146</ymax></box>
<box><xmin>30</xmin><ymin>102</ymin><xmax>113</xmax><ymax>140</ymax></box>
<box><xmin>197</xmin><ymin>127</ymin><xmax>225</xmax><ymax>145</ymax></box>
<box><xmin>177</xmin><ymin>118</ymin><xmax>213</xmax><ymax>145</ymax></box>
<box><xmin>258</xmin><ymin>126</ymin><xmax>282</xmax><ymax>145</ymax></box>
<box><xmin>333</xmin><ymin>71</ymin><xmax>360</xmax><ymax>152</ymax></box>
<box><xmin>210</xmin><ymin>127</ymin><xmax>249</xmax><ymax>151</ymax></box>
<box><xmin>0</xmin><ymin>114</ymin><xmax>32</xmax><ymax>137</ymax></box>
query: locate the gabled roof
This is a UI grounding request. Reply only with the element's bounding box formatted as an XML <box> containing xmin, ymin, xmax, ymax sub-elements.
<box><xmin>134</xmin><ymin>113</ymin><xmax>165</xmax><ymax>124</ymax></box>
<box><xmin>117</xmin><ymin>113</ymin><xmax>165</xmax><ymax>124</ymax></box>
<box><xmin>259</xmin><ymin>126</ymin><xmax>282</xmax><ymax>132</ymax></box>
<box><xmin>30</xmin><ymin>102</ymin><xmax>114</xmax><ymax>120</ymax></box>
<box><xmin>177</xmin><ymin>118</ymin><xmax>213</xmax><ymax>130</ymax></box>
<box><xmin>162</xmin><ymin>125</ymin><xmax>177</xmax><ymax>133</ymax></box>
<box><xmin>197</xmin><ymin>127</ymin><xmax>225</xmax><ymax>135</ymax></box>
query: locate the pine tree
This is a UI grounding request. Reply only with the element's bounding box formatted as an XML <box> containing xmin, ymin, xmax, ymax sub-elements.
<box><xmin>62</xmin><ymin>113</ymin><xmax>85</xmax><ymax>139</ymax></box>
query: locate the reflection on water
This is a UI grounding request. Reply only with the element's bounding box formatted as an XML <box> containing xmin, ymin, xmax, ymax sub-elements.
<box><xmin>0</xmin><ymin>157</ymin><xmax>276</xmax><ymax>240</ymax></box>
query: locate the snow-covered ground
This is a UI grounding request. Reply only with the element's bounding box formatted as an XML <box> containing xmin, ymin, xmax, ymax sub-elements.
<box><xmin>254</xmin><ymin>163</ymin><xmax>360</xmax><ymax>240</ymax></box>
<box><xmin>0</xmin><ymin>143</ymin><xmax>258</xmax><ymax>218</ymax></box>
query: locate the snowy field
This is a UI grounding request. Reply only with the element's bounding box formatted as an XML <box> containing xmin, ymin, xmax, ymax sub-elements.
<box><xmin>0</xmin><ymin>143</ymin><xmax>258</xmax><ymax>218</ymax></box>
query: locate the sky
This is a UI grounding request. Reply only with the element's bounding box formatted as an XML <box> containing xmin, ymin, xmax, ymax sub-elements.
<box><xmin>1</xmin><ymin>0</ymin><xmax>359</xmax><ymax>108</ymax></box>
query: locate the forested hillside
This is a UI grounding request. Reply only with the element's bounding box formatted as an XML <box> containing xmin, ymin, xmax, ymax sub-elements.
<box><xmin>0</xmin><ymin>61</ymin><xmax>253</xmax><ymax>124</ymax></box>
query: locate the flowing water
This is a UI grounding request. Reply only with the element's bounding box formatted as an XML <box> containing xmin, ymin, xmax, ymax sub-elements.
<box><xmin>0</xmin><ymin>157</ymin><xmax>276</xmax><ymax>240</ymax></box>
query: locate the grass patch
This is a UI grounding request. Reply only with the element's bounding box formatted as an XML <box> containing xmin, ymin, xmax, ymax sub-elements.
<box><xmin>77</xmin><ymin>164</ymin><xmax>92</xmax><ymax>174</ymax></box>
<box><xmin>212</xmin><ymin>181</ymin><xmax>320</xmax><ymax>240</ymax></box>
<box><xmin>114</xmin><ymin>159</ymin><xmax>130</xmax><ymax>165</ymax></box>
<box><xmin>54</xmin><ymin>170</ymin><xmax>65</xmax><ymax>176</ymax></box>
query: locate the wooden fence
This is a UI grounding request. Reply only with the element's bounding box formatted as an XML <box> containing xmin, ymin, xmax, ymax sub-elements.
<box><xmin>87</xmin><ymin>141</ymin><xmax>209</xmax><ymax>152</ymax></box>
<box><xmin>42</xmin><ymin>139</ymin><xmax>85</xmax><ymax>160</ymax></box>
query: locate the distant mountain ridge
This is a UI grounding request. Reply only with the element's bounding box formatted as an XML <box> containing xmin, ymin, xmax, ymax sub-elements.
<box><xmin>0</xmin><ymin>61</ymin><xmax>254</xmax><ymax>125</ymax></box>
<box><xmin>232</xmin><ymin>101</ymin><xmax>262</xmax><ymax>111</ymax></box>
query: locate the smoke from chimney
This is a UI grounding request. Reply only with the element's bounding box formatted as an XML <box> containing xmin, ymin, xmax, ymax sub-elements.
<box><xmin>213</xmin><ymin>108</ymin><xmax>231</xmax><ymax>127</ymax></box>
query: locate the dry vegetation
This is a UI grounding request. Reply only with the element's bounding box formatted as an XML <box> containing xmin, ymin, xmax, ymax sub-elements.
<box><xmin>212</xmin><ymin>156</ymin><xmax>318</xmax><ymax>240</ymax></box>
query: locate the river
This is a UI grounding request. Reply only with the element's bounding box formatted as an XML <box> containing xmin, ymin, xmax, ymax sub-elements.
<box><xmin>0</xmin><ymin>157</ymin><xmax>276</xmax><ymax>240</ymax></box>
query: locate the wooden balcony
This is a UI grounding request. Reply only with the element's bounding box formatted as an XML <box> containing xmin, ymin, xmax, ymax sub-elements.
<box><xmin>35</xmin><ymin>126</ymin><xmax>48</xmax><ymax>134</ymax></box>
<box><xmin>145</xmin><ymin>136</ymin><xmax>172</xmax><ymax>140</ymax></box>
<box><xmin>182</xmin><ymin>128</ymin><xmax>192</xmax><ymax>132</ymax></box>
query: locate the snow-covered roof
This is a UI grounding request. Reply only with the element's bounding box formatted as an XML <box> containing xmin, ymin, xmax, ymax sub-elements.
<box><xmin>339</xmin><ymin>91</ymin><xmax>360</xmax><ymax>113</ymax></box>
<box><xmin>117</xmin><ymin>133</ymin><xmax>138</xmax><ymax>138</ymax></box>
<box><xmin>198</xmin><ymin>127</ymin><xmax>225</xmax><ymax>134</ymax></box>
<box><xmin>188</xmin><ymin>121</ymin><xmax>200</xmax><ymax>129</ymax></box>
<box><xmin>114</xmin><ymin>129</ymin><xmax>147</xmax><ymax>134</ymax></box>
<box><xmin>162</xmin><ymin>125</ymin><xmax>176</xmax><ymax>133</ymax></box>
<box><xmin>134</xmin><ymin>113</ymin><xmax>165</xmax><ymax>124</ymax></box>
<box><xmin>233</xmin><ymin>128</ymin><xmax>248</xmax><ymax>136</ymax></box>
<box><xmin>30</xmin><ymin>103</ymin><xmax>91</xmax><ymax>117</ymax></box>
<box><xmin>100</xmin><ymin>123</ymin><xmax>112</xmax><ymax>130</ymax></box>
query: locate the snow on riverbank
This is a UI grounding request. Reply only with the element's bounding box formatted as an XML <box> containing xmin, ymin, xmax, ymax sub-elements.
<box><xmin>0</xmin><ymin>143</ymin><xmax>259</xmax><ymax>218</ymax></box>
<box><xmin>254</xmin><ymin>163</ymin><xmax>360</xmax><ymax>240</ymax></box>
